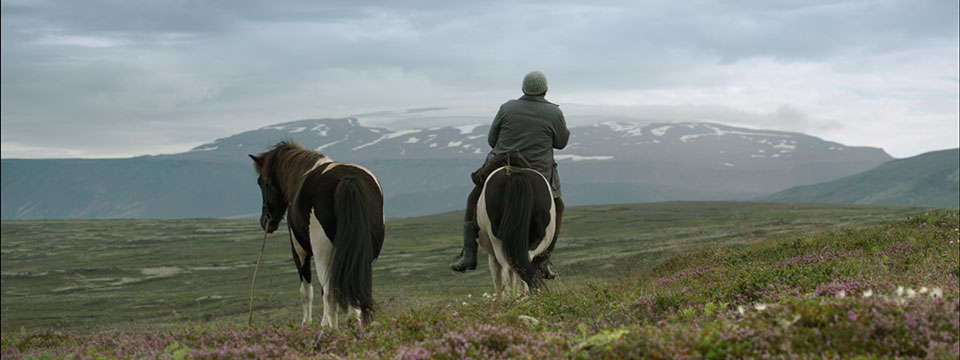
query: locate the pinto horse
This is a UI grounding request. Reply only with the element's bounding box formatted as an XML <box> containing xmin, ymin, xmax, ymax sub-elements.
<box><xmin>475</xmin><ymin>153</ymin><xmax>556</xmax><ymax>296</ymax></box>
<box><xmin>250</xmin><ymin>141</ymin><xmax>384</xmax><ymax>328</ymax></box>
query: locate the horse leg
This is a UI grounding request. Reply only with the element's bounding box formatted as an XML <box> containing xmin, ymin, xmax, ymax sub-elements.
<box><xmin>315</xmin><ymin>255</ymin><xmax>339</xmax><ymax>329</ymax></box>
<box><xmin>475</xmin><ymin>229</ymin><xmax>501</xmax><ymax>295</ymax></box>
<box><xmin>310</xmin><ymin>216</ymin><xmax>337</xmax><ymax>328</ymax></box>
<box><xmin>531</xmin><ymin>197</ymin><xmax>562</xmax><ymax>279</ymax></box>
<box><xmin>487</xmin><ymin>253</ymin><xmax>503</xmax><ymax>293</ymax></box>
<box><xmin>501</xmin><ymin>265</ymin><xmax>516</xmax><ymax>298</ymax></box>
<box><xmin>318</xmin><ymin>266</ymin><xmax>336</xmax><ymax>329</ymax></box>
<box><xmin>300</xmin><ymin>281</ymin><xmax>313</xmax><ymax>323</ymax></box>
<box><xmin>496</xmin><ymin>246</ymin><xmax>524</xmax><ymax>297</ymax></box>
<box><xmin>348</xmin><ymin>306</ymin><xmax>362</xmax><ymax>326</ymax></box>
<box><xmin>290</xmin><ymin>230</ymin><xmax>314</xmax><ymax>324</ymax></box>
<box><xmin>488</xmin><ymin>236</ymin><xmax>512</xmax><ymax>298</ymax></box>
<box><xmin>506</xmin><ymin>267</ymin><xmax>530</xmax><ymax>297</ymax></box>
<box><xmin>518</xmin><ymin>275</ymin><xmax>530</xmax><ymax>295</ymax></box>
<box><xmin>327</xmin><ymin>293</ymin><xmax>341</xmax><ymax>329</ymax></box>
<box><xmin>338</xmin><ymin>304</ymin><xmax>360</xmax><ymax>324</ymax></box>
<box><xmin>544</xmin><ymin>197</ymin><xmax>564</xmax><ymax>275</ymax></box>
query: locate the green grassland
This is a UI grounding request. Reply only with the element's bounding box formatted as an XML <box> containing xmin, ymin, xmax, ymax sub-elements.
<box><xmin>0</xmin><ymin>202</ymin><xmax>931</xmax><ymax>334</ymax></box>
<box><xmin>2</xmin><ymin>202</ymin><xmax>958</xmax><ymax>358</ymax></box>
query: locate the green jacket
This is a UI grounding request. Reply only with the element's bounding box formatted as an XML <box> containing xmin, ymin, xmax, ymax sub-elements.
<box><xmin>487</xmin><ymin>95</ymin><xmax>570</xmax><ymax>197</ymax></box>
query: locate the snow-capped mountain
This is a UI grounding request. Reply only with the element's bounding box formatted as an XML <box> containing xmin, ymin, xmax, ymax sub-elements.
<box><xmin>174</xmin><ymin>118</ymin><xmax>887</xmax><ymax>170</ymax></box>
<box><xmin>2</xmin><ymin>117</ymin><xmax>893</xmax><ymax>220</ymax></box>
<box><xmin>173</xmin><ymin>118</ymin><xmax>491</xmax><ymax>163</ymax></box>
<box><xmin>157</xmin><ymin>117</ymin><xmax>891</xmax><ymax>216</ymax></box>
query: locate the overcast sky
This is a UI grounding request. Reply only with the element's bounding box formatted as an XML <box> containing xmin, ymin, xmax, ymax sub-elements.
<box><xmin>2</xmin><ymin>0</ymin><xmax>957</xmax><ymax>159</ymax></box>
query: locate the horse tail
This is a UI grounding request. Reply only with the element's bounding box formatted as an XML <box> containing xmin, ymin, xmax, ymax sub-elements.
<box><xmin>498</xmin><ymin>169</ymin><xmax>543</xmax><ymax>290</ymax></box>
<box><xmin>330</xmin><ymin>176</ymin><xmax>377</xmax><ymax>323</ymax></box>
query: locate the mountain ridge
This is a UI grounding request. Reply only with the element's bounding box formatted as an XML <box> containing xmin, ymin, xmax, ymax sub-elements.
<box><xmin>2</xmin><ymin>118</ymin><xmax>897</xmax><ymax>219</ymax></box>
<box><xmin>765</xmin><ymin>148</ymin><xmax>959</xmax><ymax>207</ymax></box>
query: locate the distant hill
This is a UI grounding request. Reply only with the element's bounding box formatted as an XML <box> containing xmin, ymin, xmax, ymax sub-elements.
<box><xmin>0</xmin><ymin>158</ymin><xmax>254</xmax><ymax>219</ymax></box>
<box><xmin>1</xmin><ymin>117</ymin><xmax>894</xmax><ymax>219</ymax></box>
<box><xmin>765</xmin><ymin>148</ymin><xmax>959</xmax><ymax>207</ymax></box>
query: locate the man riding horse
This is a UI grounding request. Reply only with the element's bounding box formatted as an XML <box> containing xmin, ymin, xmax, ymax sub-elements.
<box><xmin>450</xmin><ymin>71</ymin><xmax>570</xmax><ymax>279</ymax></box>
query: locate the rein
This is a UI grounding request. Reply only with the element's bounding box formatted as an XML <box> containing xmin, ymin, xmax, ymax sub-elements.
<box><xmin>248</xmin><ymin>229</ymin><xmax>269</xmax><ymax>326</ymax></box>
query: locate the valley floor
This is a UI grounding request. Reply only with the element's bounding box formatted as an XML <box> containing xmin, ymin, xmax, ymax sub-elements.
<box><xmin>2</xmin><ymin>202</ymin><xmax>957</xmax><ymax>358</ymax></box>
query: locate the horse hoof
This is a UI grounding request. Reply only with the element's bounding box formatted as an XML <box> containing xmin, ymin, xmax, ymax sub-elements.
<box><xmin>540</xmin><ymin>263</ymin><xmax>557</xmax><ymax>279</ymax></box>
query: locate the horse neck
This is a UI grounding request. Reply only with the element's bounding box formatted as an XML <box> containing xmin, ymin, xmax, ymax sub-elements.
<box><xmin>273</xmin><ymin>155</ymin><xmax>326</xmax><ymax>204</ymax></box>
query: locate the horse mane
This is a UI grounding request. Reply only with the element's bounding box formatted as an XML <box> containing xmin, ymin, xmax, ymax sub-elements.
<box><xmin>253</xmin><ymin>140</ymin><xmax>325</xmax><ymax>202</ymax></box>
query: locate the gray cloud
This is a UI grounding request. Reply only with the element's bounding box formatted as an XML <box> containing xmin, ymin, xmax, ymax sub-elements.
<box><xmin>2</xmin><ymin>0</ymin><xmax>957</xmax><ymax>158</ymax></box>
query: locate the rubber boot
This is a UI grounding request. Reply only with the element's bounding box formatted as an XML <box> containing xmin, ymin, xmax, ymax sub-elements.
<box><xmin>449</xmin><ymin>221</ymin><xmax>479</xmax><ymax>272</ymax></box>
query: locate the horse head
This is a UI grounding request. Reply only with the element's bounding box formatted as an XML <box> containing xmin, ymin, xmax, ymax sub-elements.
<box><xmin>250</xmin><ymin>154</ymin><xmax>286</xmax><ymax>234</ymax></box>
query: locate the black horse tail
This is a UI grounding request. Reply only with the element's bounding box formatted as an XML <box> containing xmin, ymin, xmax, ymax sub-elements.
<box><xmin>330</xmin><ymin>176</ymin><xmax>376</xmax><ymax>323</ymax></box>
<box><xmin>499</xmin><ymin>169</ymin><xmax>543</xmax><ymax>290</ymax></box>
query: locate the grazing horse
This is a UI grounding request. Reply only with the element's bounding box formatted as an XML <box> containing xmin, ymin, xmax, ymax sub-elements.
<box><xmin>249</xmin><ymin>141</ymin><xmax>384</xmax><ymax>328</ymax></box>
<box><xmin>475</xmin><ymin>153</ymin><xmax>556</xmax><ymax>296</ymax></box>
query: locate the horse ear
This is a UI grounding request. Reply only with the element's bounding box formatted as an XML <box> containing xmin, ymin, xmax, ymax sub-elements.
<box><xmin>249</xmin><ymin>154</ymin><xmax>263</xmax><ymax>171</ymax></box>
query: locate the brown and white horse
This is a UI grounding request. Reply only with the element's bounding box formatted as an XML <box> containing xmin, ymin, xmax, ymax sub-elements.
<box><xmin>475</xmin><ymin>153</ymin><xmax>557</xmax><ymax>296</ymax></box>
<box><xmin>250</xmin><ymin>141</ymin><xmax>384</xmax><ymax>328</ymax></box>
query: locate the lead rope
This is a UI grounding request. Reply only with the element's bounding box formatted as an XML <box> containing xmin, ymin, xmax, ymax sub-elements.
<box><xmin>248</xmin><ymin>230</ymin><xmax>269</xmax><ymax>326</ymax></box>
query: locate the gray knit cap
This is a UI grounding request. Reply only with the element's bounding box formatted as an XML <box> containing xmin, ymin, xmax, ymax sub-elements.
<box><xmin>522</xmin><ymin>71</ymin><xmax>548</xmax><ymax>95</ymax></box>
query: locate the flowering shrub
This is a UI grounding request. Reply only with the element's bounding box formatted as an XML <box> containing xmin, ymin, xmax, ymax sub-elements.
<box><xmin>653</xmin><ymin>265</ymin><xmax>714</xmax><ymax>286</ymax></box>
<box><xmin>772</xmin><ymin>248</ymin><xmax>863</xmax><ymax>268</ymax></box>
<box><xmin>813</xmin><ymin>277</ymin><xmax>873</xmax><ymax>298</ymax></box>
<box><xmin>395</xmin><ymin>324</ymin><xmax>565</xmax><ymax>360</ymax></box>
<box><xmin>592</xmin><ymin>294</ymin><xmax>959</xmax><ymax>359</ymax></box>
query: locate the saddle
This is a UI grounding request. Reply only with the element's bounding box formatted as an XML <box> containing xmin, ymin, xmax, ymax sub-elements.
<box><xmin>471</xmin><ymin>152</ymin><xmax>532</xmax><ymax>186</ymax></box>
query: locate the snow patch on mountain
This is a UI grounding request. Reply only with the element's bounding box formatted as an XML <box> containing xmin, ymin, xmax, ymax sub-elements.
<box><xmin>773</xmin><ymin>142</ymin><xmax>797</xmax><ymax>151</ymax></box>
<box><xmin>318</xmin><ymin>135</ymin><xmax>349</xmax><ymax>151</ymax></box>
<box><xmin>679</xmin><ymin>134</ymin><xmax>703</xmax><ymax>143</ymax></box>
<box><xmin>704</xmin><ymin>124</ymin><xmax>791</xmax><ymax>138</ymax></box>
<box><xmin>674</xmin><ymin>124</ymin><xmax>796</xmax><ymax>144</ymax></box>
<box><xmin>311</xmin><ymin>124</ymin><xmax>329</xmax><ymax>136</ymax></box>
<box><xmin>192</xmin><ymin>145</ymin><xmax>218</xmax><ymax>152</ymax></box>
<box><xmin>556</xmin><ymin>154</ymin><xmax>615</xmax><ymax>161</ymax></box>
<box><xmin>651</xmin><ymin>126</ymin><xmax>672</xmax><ymax>136</ymax></box>
<box><xmin>353</xmin><ymin>129</ymin><xmax>424</xmax><ymax>150</ymax></box>
<box><xmin>455</xmin><ymin>124</ymin><xmax>483</xmax><ymax>135</ymax></box>
<box><xmin>599</xmin><ymin>122</ymin><xmax>644</xmax><ymax>136</ymax></box>
<box><xmin>385</xmin><ymin>129</ymin><xmax>422</xmax><ymax>139</ymax></box>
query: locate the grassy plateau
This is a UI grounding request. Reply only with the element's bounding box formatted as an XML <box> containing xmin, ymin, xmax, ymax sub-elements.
<box><xmin>1</xmin><ymin>201</ymin><xmax>957</xmax><ymax>358</ymax></box>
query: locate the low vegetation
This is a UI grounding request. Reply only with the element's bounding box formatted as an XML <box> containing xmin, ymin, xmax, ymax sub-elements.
<box><xmin>2</xmin><ymin>203</ymin><xmax>957</xmax><ymax>358</ymax></box>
